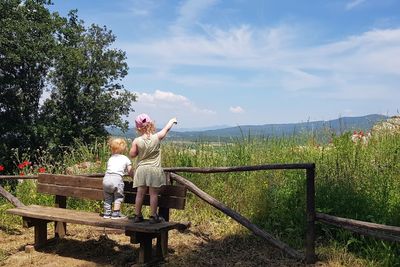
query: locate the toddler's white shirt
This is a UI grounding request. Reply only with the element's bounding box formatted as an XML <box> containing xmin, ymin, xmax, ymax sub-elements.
<box><xmin>106</xmin><ymin>154</ymin><xmax>131</xmax><ymax>176</ymax></box>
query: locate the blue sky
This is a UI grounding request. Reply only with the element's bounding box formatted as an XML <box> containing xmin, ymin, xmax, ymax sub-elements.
<box><xmin>49</xmin><ymin>0</ymin><xmax>400</xmax><ymax>129</ymax></box>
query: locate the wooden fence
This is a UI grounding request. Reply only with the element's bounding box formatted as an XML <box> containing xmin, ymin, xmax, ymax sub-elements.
<box><xmin>2</xmin><ymin>162</ymin><xmax>400</xmax><ymax>264</ymax></box>
<box><xmin>164</xmin><ymin>164</ymin><xmax>400</xmax><ymax>263</ymax></box>
<box><xmin>164</xmin><ymin>163</ymin><xmax>317</xmax><ymax>263</ymax></box>
<box><xmin>1</xmin><ymin>163</ymin><xmax>316</xmax><ymax>262</ymax></box>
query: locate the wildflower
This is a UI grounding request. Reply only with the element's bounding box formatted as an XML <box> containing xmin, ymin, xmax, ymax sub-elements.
<box><xmin>0</xmin><ymin>165</ymin><xmax>4</xmax><ymax>171</ymax></box>
<box><xmin>18</xmin><ymin>163</ymin><xmax>25</xmax><ymax>169</ymax></box>
<box><xmin>38</xmin><ymin>167</ymin><xmax>46</xmax><ymax>173</ymax></box>
<box><xmin>19</xmin><ymin>172</ymin><xmax>25</xmax><ymax>176</ymax></box>
<box><xmin>23</xmin><ymin>161</ymin><xmax>31</xmax><ymax>167</ymax></box>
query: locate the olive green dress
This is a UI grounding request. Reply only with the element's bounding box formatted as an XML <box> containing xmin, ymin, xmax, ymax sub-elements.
<box><xmin>133</xmin><ymin>134</ymin><xmax>166</xmax><ymax>188</ymax></box>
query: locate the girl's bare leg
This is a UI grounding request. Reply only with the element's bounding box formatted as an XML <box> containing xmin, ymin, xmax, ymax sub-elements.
<box><xmin>149</xmin><ymin>187</ymin><xmax>160</xmax><ymax>216</ymax></box>
<box><xmin>135</xmin><ymin>186</ymin><xmax>147</xmax><ymax>216</ymax></box>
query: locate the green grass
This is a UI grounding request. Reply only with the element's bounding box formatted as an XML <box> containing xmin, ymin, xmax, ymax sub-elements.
<box><xmin>162</xmin><ymin>133</ymin><xmax>400</xmax><ymax>266</ymax></box>
<box><xmin>1</xmin><ymin>131</ymin><xmax>399</xmax><ymax>266</ymax></box>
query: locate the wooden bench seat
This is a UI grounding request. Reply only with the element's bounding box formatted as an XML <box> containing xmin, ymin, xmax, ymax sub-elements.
<box><xmin>7</xmin><ymin>173</ymin><xmax>190</xmax><ymax>265</ymax></box>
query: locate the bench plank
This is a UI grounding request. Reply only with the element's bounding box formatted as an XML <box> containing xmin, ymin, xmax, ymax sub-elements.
<box><xmin>124</xmin><ymin>193</ymin><xmax>186</xmax><ymax>210</ymax></box>
<box><xmin>37</xmin><ymin>183</ymin><xmax>187</xmax><ymax>209</ymax></box>
<box><xmin>38</xmin><ymin>174</ymin><xmax>103</xmax><ymax>188</ymax></box>
<box><xmin>38</xmin><ymin>174</ymin><xmax>187</xmax><ymax>197</ymax></box>
<box><xmin>124</xmin><ymin>182</ymin><xmax>188</xmax><ymax>197</ymax></box>
<box><xmin>7</xmin><ymin>205</ymin><xmax>190</xmax><ymax>233</ymax></box>
<box><xmin>37</xmin><ymin>183</ymin><xmax>103</xmax><ymax>200</ymax></box>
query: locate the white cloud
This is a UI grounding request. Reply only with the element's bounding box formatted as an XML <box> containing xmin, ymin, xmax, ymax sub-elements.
<box><xmin>124</xmin><ymin>24</ymin><xmax>398</xmax><ymax>73</ymax></box>
<box><xmin>280</xmin><ymin>68</ymin><xmax>324</xmax><ymax>91</ymax></box>
<box><xmin>121</xmin><ymin>24</ymin><xmax>294</xmax><ymax>68</ymax></box>
<box><xmin>129</xmin><ymin>90</ymin><xmax>216</xmax><ymax>128</ymax></box>
<box><xmin>229</xmin><ymin>106</ymin><xmax>244</xmax><ymax>114</ymax></box>
<box><xmin>128</xmin><ymin>0</ymin><xmax>158</xmax><ymax>17</ymax></box>
<box><xmin>136</xmin><ymin>90</ymin><xmax>215</xmax><ymax>114</ymax></box>
<box><xmin>345</xmin><ymin>0</ymin><xmax>366</xmax><ymax>10</ymax></box>
<box><xmin>171</xmin><ymin>0</ymin><xmax>218</xmax><ymax>35</ymax></box>
<box><xmin>121</xmin><ymin>24</ymin><xmax>400</xmax><ymax>102</ymax></box>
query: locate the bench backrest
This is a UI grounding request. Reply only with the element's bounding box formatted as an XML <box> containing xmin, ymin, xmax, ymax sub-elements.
<box><xmin>37</xmin><ymin>173</ymin><xmax>187</xmax><ymax>210</ymax></box>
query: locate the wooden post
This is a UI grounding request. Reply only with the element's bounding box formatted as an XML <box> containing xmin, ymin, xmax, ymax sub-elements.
<box><xmin>138</xmin><ymin>236</ymin><xmax>153</xmax><ymax>264</ymax></box>
<box><xmin>165</xmin><ymin>171</ymin><xmax>172</xmax><ymax>185</ymax></box>
<box><xmin>156</xmin><ymin>231</ymin><xmax>168</xmax><ymax>258</ymax></box>
<box><xmin>158</xmin><ymin>172</ymin><xmax>171</xmax><ymax>259</ymax></box>
<box><xmin>55</xmin><ymin>195</ymin><xmax>67</xmax><ymax>238</ymax></box>
<box><xmin>34</xmin><ymin>220</ymin><xmax>48</xmax><ymax>248</ymax></box>
<box><xmin>306</xmin><ymin>165</ymin><xmax>317</xmax><ymax>263</ymax></box>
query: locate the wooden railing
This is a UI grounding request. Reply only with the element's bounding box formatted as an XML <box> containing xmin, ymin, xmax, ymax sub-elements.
<box><xmin>165</xmin><ymin>163</ymin><xmax>317</xmax><ymax>263</ymax></box>
<box><xmin>2</xmin><ymin>163</ymin><xmax>399</xmax><ymax>263</ymax></box>
<box><xmin>0</xmin><ymin>175</ymin><xmax>39</xmax><ymax>179</ymax></box>
<box><xmin>1</xmin><ymin>163</ymin><xmax>317</xmax><ymax>263</ymax></box>
<box><xmin>316</xmin><ymin>212</ymin><xmax>400</xmax><ymax>243</ymax></box>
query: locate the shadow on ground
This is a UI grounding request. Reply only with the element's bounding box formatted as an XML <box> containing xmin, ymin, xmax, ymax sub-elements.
<box><xmin>33</xmin><ymin>235</ymin><xmax>137</xmax><ymax>266</ymax></box>
<box><xmin>1</xmin><ymin>225</ymin><xmax>304</xmax><ymax>267</ymax></box>
<box><xmin>163</xmin><ymin>229</ymin><xmax>303</xmax><ymax>267</ymax></box>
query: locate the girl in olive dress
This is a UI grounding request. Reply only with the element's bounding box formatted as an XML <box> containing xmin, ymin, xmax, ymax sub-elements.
<box><xmin>129</xmin><ymin>114</ymin><xmax>177</xmax><ymax>223</ymax></box>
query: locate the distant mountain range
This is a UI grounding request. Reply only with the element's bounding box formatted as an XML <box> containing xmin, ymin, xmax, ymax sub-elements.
<box><xmin>108</xmin><ymin>114</ymin><xmax>388</xmax><ymax>141</ymax></box>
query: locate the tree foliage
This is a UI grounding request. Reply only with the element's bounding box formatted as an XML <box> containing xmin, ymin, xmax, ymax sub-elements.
<box><xmin>0</xmin><ymin>1</ymin><xmax>136</xmax><ymax>172</ymax></box>
<box><xmin>41</xmin><ymin>10</ymin><xmax>136</xmax><ymax>149</ymax></box>
<box><xmin>0</xmin><ymin>0</ymin><xmax>56</xmax><ymax>168</ymax></box>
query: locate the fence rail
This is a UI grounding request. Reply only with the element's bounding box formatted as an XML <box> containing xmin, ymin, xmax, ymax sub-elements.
<box><xmin>164</xmin><ymin>163</ymin><xmax>315</xmax><ymax>173</ymax></box>
<box><xmin>316</xmin><ymin>212</ymin><xmax>400</xmax><ymax>243</ymax></box>
<box><xmin>0</xmin><ymin>175</ymin><xmax>38</xmax><ymax>180</ymax></box>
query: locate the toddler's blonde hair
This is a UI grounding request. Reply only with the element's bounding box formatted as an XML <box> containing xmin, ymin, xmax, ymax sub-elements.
<box><xmin>109</xmin><ymin>138</ymin><xmax>127</xmax><ymax>154</ymax></box>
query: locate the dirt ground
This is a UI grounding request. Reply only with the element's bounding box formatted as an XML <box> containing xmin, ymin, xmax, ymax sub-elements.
<box><xmin>0</xmin><ymin>220</ymin><xmax>313</xmax><ymax>267</ymax></box>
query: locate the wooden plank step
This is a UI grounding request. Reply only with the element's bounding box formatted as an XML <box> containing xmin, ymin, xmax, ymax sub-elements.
<box><xmin>7</xmin><ymin>205</ymin><xmax>190</xmax><ymax>233</ymax></box>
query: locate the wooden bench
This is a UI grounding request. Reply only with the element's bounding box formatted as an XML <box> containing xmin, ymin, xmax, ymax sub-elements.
<box><xmin>7</xmin><ymin>173</ymin><xmax>190</xmax><ymax>265</ymax></box>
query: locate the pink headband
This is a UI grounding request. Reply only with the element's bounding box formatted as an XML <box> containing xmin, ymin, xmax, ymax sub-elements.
<box><xmin>135</xmin><ymin>113</ymin><xmax>152</xmax><ymax>128</ymax></box>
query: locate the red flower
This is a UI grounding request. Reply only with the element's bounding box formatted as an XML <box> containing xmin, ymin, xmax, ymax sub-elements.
<box><xmin>0</xmin><ymin>165</ymin><xmax>4</xmax><ymax>171</ymax></box>
<box><xmin>23</xmin><ymin>161</ymin><xmax>31</xmax><ymax>167</ymax></box>
<box><xmin>38</xmin><ymin>167</ymin><xmax>46</xmax><ymax>173</ymax></box>
<box><xmin>19</xmin><ymin>172</ymin><xmax>25</xmax><ymax>176</ymax></box>
<box><xmin>18</xmin><ymin>163</ymin><xmax>25</xmax><ymax>169</ymax></box>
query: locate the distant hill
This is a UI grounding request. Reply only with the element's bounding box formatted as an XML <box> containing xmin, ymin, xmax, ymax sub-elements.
<box><xmin>172</xmin><ymin>125</ymin><xmax>232</xmax><ymax>132</ymax></box>
<box><xmin>108</xmin><ymin>114</ymin><xmax>388</xmax><ymax>140</ymax></box>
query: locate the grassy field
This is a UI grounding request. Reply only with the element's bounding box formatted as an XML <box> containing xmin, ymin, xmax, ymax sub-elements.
<box><xmin>1</xmin><ymin>130</ymin><xmax>399</xmax><ymax>266</ymax></box>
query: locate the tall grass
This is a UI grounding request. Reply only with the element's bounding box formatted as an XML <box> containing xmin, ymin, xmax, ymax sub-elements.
<box><xmin>1</xmin><ymin>132</ymin><xmax>399</xmax><ymax>266</ymax></box>
<box><xmin>162</xmin><ymin>133</ymin><xmax>400</xmax><ymax>266</ymax></box>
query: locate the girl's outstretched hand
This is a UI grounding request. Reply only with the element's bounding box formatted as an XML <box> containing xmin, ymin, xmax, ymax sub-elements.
<box><xmin>170</xmin><ymin>118</ymin><xmax>178</xmax><ymax>125</ymax></box>
<box><xmin>158</xmin><ymin>117</ymin><xmax>178</xmax><ymax>140</ymax></box>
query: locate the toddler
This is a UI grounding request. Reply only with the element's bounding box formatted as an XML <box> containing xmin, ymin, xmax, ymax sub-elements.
<box><xmin>103</xmin><ymin>138</ymin><xmax>132</xmax><ymax>219</ymax></box>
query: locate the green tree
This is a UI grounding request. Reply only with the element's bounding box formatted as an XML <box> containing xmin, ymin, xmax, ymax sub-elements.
<box><xmin>1</xmin><ymin>2</ymin><xmax>135</xmax><ymax>173</ymax></box>
<box><xmin>0</xmin><ymin>0</ymin><xmax>56</xmax><ymax>170</ymax></box>
<box><xmin>40</xmin><ymin>10</ymin><xmax>136</xmax><ymax>150</ymax></box>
